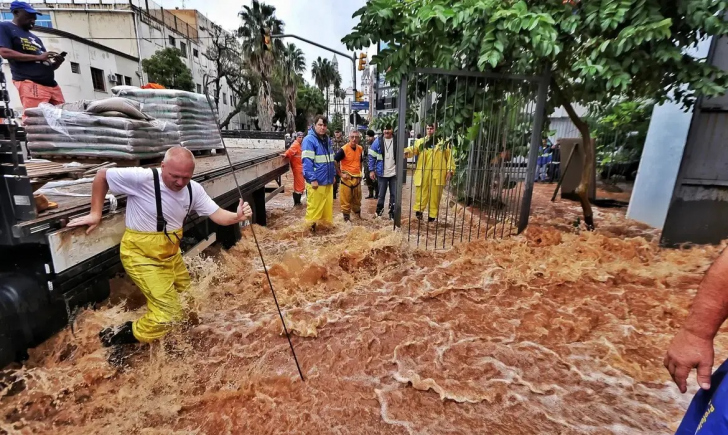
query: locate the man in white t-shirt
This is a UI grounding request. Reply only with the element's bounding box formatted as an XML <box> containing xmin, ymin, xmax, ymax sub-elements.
<box><xmin>367</xmin><ymin>125</ymin><xmax>398</xmax><ymax>219</ymax></box>
<box><xmin>68</xmin><ymin>146</ymin><xmax>252</xmax><ymax>349</ymax></box>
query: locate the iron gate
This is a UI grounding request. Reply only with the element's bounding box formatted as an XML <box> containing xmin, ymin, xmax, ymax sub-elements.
<box><xmin>392</xmin><ymin>68</ymin><xmax>549</xmax><ymax>250</ymax></box>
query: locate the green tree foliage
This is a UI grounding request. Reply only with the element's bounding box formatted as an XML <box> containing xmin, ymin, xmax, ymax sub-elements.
<box><xmin>344</xmin><ymin>0</ymin><xmax>728</xmax><ymax>229</ymax></box>
<box><xmin>295</xmin><ymin>84</ymin><xmax>326</xmax><ymax>132</ymax></box>
<box><xmin>238</xmin><ymin>0</ymin><xmax>284</xmax><ymax>131</ymax></box>
<box><xmin>329</xmin><ymin>112</ymin><xmax>344</xmax><ymax>135</ymax></box>
<box><xmin>590</xmin><ymin>99</ymin><xmax>653</xmax><ymax>166</ymax></box>
<box><xmin>311</xmin><ymin>57</ymin><xmax>342</xmax><ymax>116</ymax></box>
<box><xmin>279</xmin><ymin>43</ymin><xmax>306</xmax><ymax>133</ymax></box>
<box><xmin>141</xmin><ymin>48</ymin><xmax>194</xmax><ymax>92</ymax></box>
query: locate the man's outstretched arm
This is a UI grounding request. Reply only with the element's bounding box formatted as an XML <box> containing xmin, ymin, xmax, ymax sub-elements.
<box><xmin>665</xmin><ymin>248</ymin><xmax>728</xmax><ymax>393</ymax></box>
<box><xmin>67</xmin><ymin>169</ymin><xmax>110</xmax><ymax>234</ymax></box>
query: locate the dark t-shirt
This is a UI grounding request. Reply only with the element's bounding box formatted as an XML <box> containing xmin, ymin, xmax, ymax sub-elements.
<box><xmin>0</xmin><ymin>22</ymin><xmax>56</xmax><ymax>87</ymax></box>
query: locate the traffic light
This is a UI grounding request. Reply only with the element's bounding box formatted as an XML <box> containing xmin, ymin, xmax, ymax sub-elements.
<box><xmin>357</xmin><ymin>53</ymin><xmax>367</xmax><ymax>71</ymax></box>
<box><xmin>262</xmin><ymin>27</ymin><xmax>272</xmax><ymax>51</ymax></box>
<box><xmin>355</xmin><ymin>91</ymin><xmax>364</xmax><ymax>102</ymax></box>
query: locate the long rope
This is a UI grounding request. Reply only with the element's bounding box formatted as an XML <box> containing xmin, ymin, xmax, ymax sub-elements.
<box><xmin>203</xmin><ymin>90</ymin><xmax>305</xmax><ymax>382</ymax></box>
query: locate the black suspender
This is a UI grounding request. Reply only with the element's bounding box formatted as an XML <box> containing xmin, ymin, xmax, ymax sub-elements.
<box><xmin>151</xmin><ymin>168</ymin><xmax>193</xmax><ymax>241</ymax></box>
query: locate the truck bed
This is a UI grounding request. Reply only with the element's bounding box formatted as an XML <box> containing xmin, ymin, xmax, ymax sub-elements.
<box><xmin>31</xmin><ymin>148</ymin><xmax>280</xmax><ymax>225</ymax></box>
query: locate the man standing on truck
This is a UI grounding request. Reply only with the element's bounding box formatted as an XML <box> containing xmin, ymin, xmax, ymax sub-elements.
<box><xmin>334</xmin><ymin>130</ymin><xmax>364</xmax><ymax>222</ymax></box>
<box><xmin>302</xmin><ymin>115</ymin><xmax>336</xmax><ymax>231</ymax></box>
<box><xmin>0</xmin><ymin>2</ymin><xmax>66</xmax><ymax>119</ymax></box>
<box><xmin>281</xmin><ymin>131</ymin><xmax>304</xmax><ymax>206</ymax></box>
<box><xmin>67</xmin><ymin>147</ymin><xmax>252</xmax><ymax>348</ymax></box>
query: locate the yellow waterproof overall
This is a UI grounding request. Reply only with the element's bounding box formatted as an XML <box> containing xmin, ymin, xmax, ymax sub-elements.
<box><xmin>123</xmin><ymin>168</ymin><xmax>193</xmax><ymax>343</ymax></box>
<box><xmin>305</xmin><ymin>183</ymin><xmax>334</xmax><ymax>224</ymax></box>
<box><xmin>121</xmin><ymin>228</ymin><xmax>189</xmax><ymax>343</ymax></box>
<box><xmin>339</xmin><ymin>174</ymin><xmax>362</xmax><ymax>215</ymax></box>
<box><xmin>405</xmin><ymin>137</ymin><xmax>456</xmax><ymax>218</ymax></box>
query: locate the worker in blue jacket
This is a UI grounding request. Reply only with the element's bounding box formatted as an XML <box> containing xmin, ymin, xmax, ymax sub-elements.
<box><xmin>301</xmin><ymin>115</ymin><xmax>336</xmax><ymax>231</ymax></box>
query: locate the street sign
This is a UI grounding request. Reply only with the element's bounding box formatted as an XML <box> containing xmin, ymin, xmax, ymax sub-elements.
<box><xmin>351</xmin><ymin>101</ymin><xmax>369</xmax><ymax>111</ymax></box>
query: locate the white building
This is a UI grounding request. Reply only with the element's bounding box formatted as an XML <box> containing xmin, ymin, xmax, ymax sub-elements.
<box><xmin>0</xmin><ymin>0</ymin><xmax>251</xmax><ymax>129</ymax></box>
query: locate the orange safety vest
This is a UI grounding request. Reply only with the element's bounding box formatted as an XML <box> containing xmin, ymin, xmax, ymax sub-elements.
<box><xmin>340</xmin><ymin>143</ymin><xmax>363</xmax><ymax>177</ymax></box>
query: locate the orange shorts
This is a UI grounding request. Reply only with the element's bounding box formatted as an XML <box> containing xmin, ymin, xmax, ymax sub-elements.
<box><xmin>13</xmin><ymin>80</ymin><xmax>65</xmax><ymax>121</ymax></box>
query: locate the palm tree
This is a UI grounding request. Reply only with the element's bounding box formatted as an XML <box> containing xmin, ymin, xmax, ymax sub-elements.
<box><xmin>238</xmin><ymin>0</ymin><xmax>283</xmax><ymax>131</ymax></box>
<box><xmin>279</xmin><ymin>43</ymin><xmax>305</xmax><ymax>133</ymax></box>
<box><xmin>311</xmin><ymin>57</ymin><xmax>342</xmax><ymax>118</ymax></box>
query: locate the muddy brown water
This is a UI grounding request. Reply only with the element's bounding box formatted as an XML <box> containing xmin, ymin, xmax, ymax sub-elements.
<box><xmin>1</xmin><ymin>181</ymin><xmax>725</xmax><ymax>434</ymax></box>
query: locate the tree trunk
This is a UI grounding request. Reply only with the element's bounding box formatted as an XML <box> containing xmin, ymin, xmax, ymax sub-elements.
<box><xmin>561</xmin><ymin>99</ymin><xmax>595</xmax><ymax>230</ymax></box>
<box><xmin>286</xmin><ymin>87</ymin><xmax>297</xmax><ymax>133</ymax></box>
<box><xmin>325</xmin><ymin>88</ymin><xmax>330</xmax><ymax>118</ymax></box>
<box><xmin>257</xmin><ymin>77</ymin><xmax>274</xmax><ymax>131</ymax></box>
<box><xmin>220</xmin><ymin>105</ymin><xmax>243</xmax><ymax>130</ymax></box>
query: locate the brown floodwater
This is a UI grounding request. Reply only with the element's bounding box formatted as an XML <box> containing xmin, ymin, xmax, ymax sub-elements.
<box><xmin>1</xmin><ymin>181</ymin><xmax>725</xmax><ymax>435</ymax></box>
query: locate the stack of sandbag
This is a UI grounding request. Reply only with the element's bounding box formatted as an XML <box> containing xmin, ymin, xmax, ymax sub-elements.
<box><xmin>113</xmin><ymin>87</ymin><xmax>222</xmax><ymax>151</ymax></box>
<box><xmin>24</xmin><ymin>99</ymin><xmax>180</xmax><ymax>160</ymax></box>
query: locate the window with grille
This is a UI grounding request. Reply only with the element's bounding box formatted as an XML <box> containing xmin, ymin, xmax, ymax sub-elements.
<box><xmin>91</xmin><ymin>67</ymin><xmax>105</xmax><ymax>92</ymax></box>
<box><xmin>70</xmin><ymin>62</ymin><xmax>80</xmax><ymax>74</ymax></box>
<box><xmin>193</xmin><ymin>48</ymin><xmax>199</xmax><ymax>58</ymax></box>
<box><xmin>180</xmin><ymin>42</ymin><xmax>187</xmax><ymax>58</ymax></box>
<box><xmin>196</xmin><ymin>83</ymin><xmax>202</xmax><ymax>94</ymax></box>
<box><xmin>115</xmin><ymin>73</ymin><xmax>123</xmax><ymax>84</ymax></box>
<box><xmin>168</xmin><ymin>35</ymin><xmax>175</xmax><ymax>47</ymax></box>
<box><xmin>124</xmin><ymin>76</ymin><xmax>132</xmax><ymax>86</ymax></box>
<box><xmin>223</xmin><ymin>93</ymin><xmax>227</xmax><ymax>105</ymax></box>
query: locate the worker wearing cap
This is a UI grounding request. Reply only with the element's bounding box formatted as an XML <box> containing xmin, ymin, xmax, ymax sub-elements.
<box><xmin>281</xmin><ymin>131</ymin><xmax>305</xmax><ymax>206</ymax></box>
<box><xmin>334</xmin><ymin>130</ymin><xmax>364</xmax><ymax>221</ymax></box>
<box><xmin>68</xmin><ymin>147</ymin><xmax>252</xmax><ymax>347</ymax></box>
<box><xmin>0</xmin><ymin>1</ymin><xmax>66</xmax><ymax>119</ymax></box>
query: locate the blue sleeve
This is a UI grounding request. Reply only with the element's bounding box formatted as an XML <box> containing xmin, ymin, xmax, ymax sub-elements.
<box><xmin>0</xmin><ymin>24</ymin><xmax>12</xmax><ymax>50</ymax></box>
<box><xmin>368</xmin><ymin>138</ymin><xmax>379</xmax><ymax>171</ymax></box>
<box><xmin>334</xmin><ymin>149</ymin><xmax>345</xmax><ymax>162</ymax></box>
<box><xmin>302</xmin><ymin>136</ymin><xmax>315</xmax><ymax>183</ymax></box>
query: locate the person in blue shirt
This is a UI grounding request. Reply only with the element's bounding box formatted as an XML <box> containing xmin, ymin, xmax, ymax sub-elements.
<box><xmin>0</xmin><ymin>1</ymin><xmax>66</xmax><ymax>120</ymax></box>
<box><xmin>666</xmin><ymin>248</ymin><xmax>728</xmax><ymax>434</ymax></box>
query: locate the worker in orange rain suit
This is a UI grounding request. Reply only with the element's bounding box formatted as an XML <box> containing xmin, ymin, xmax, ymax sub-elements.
<box><xmin>334</xmin><ymin>130</ymin><xmax>364</xmax><ymax>222</ymax></box>
<box><xmin>67</xmin><ymin>146</ymin><xmax>252</xmax><ymax>347</ymax></box>
<box><xmin>281</xmin><ymin>131</ymin><xmax>305</xmax><ymax>206</ymax></box>
<box><xmin>405</xmin><ymin>122</ymin><xmax>455</xmax><ymax>223</ymax></box>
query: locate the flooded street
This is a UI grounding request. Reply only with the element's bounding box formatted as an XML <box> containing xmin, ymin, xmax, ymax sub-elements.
<box><xmin>1</xmin><ymin>176</ymin><xmax>725</xmax><ymax>435</ymax></box>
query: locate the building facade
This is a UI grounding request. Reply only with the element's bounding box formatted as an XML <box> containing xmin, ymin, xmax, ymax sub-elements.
<box><xmin>0</xmin><ymin>0</ymin><xmax>250</xmax><ymax>129</ymax></box>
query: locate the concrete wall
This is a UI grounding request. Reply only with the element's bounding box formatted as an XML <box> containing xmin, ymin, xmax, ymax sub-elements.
<box><xmin>626</xmin><ymin>37</ymin><xmax>713</xmax><ymax>229</ymax></box>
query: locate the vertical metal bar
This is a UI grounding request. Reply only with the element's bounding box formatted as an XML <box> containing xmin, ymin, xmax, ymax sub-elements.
<box><xmin>484</xmin><ymin>82</ymin><xmax>506</xmax><ymax>239</ymax></box>
<box><xmin>468</xmin><ymin>78</ymin><xmax>487</xmax><ymax>243</ymax></box>
<box><xmin>435</xmin><ymin>76</ymin><xmax>452</xmax><ymax>249</ymax></box>
<box><xmin>477</xmin><ymin>79</ymin><xmax>496</xmax><ymax>239</ymax></box>
<box><xmin>510</xmin><ymin>83</ymin><xmax>535</xmax><ymax>235</ymax></box>
<box><xmin>428</xmin><ymin>75</ymin><xmax>447</xmax><ymax>250</ymax></box>
<box><xmin>459</xmin><ymin>76</ymin><xmax>473</xmax><ymax>243</ymax></box>
<box><xmin>394</xmin><ymin>75</ymin><xmax>408</xmax><ymax>228</ymax></box>
<box><xmin>448</xmin><ymin>77</ymin><xmax>462</xmax><ymax>248</ymax></box>
<box><xmin>518</xmin><ymin>69</ymin><xmax>550</xmax><ymax>233</ymax></box>
<box><xmin>505</xmin><ymin>83</ymin><xmax>530</xmax><ymax>238</ymax></box>
<box><xmin>409</xmin><ymin>73</ymin><xmax>428</xmax><ymax>244</ymax></box>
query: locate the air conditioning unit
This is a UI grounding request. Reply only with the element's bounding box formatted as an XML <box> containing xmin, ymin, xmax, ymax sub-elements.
<box><xmin>107</xmin><ymin>74</ymin><xmax>118</xmax><ymax>83</ymax></box>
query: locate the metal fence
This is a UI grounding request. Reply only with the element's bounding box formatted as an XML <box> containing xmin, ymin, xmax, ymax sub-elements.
<box><xmin>393</xmin><ymin>68</ymin><xmax>549</xmax><ymax>250</ymax></box>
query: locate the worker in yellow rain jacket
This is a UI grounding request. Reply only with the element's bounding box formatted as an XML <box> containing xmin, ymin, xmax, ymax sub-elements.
<box><xmin>334</xmin><ymin>130</ymin><xmax>364</xmax><ymax>221</ymax></box>
<box><xmin>405</xmin><ymin>122</ymin><xmax>455</xmax><ymax>222</ymax></box>
<box><xmin>68</xmin><ymin>146</ymin><xmax>252</xmax><ymax>350</ymax></box>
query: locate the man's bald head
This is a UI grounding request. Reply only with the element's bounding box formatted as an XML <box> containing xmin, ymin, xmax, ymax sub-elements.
<box><xmin>161</xmin><ymin>146</ymin><xmax>195</xmax><ymax>192</ymax></box>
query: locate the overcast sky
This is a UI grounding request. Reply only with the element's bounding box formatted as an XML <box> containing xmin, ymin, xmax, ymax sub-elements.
<box><xmin>162</xmin><ymin>0</ymin><xmax>374</xmax><ymax>88</ymax></box>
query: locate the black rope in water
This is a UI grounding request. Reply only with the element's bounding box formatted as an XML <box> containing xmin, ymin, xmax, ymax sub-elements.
<box><xmin>203</xmin><ymin>90</ymin><xmax>305</xmax><ymax>382</ymax></box>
